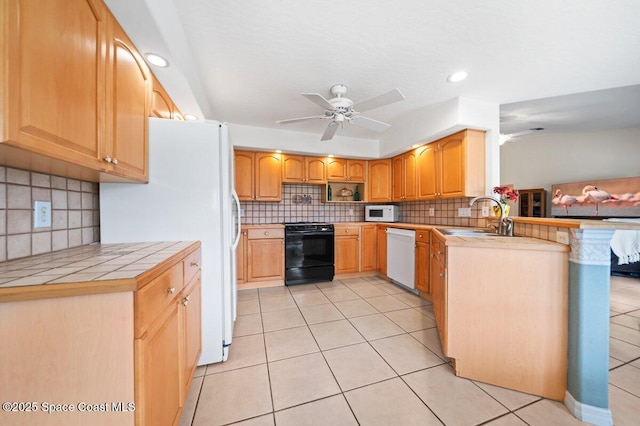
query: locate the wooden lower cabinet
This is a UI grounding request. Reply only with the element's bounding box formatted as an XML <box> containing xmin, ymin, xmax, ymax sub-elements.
<box><xmin>377</xmin><ymin>225</ymin><xmax>388</xmax><ymax>275</ymax></box>
<box><xmin>360</xmin><ymin>225</ymin><xmax>378</xmax><ymax>271</ymax></box>
<box><xmin>430</xmin><ymin>235</ymin><xmax>447</xmax><ymax>346</ymax></box>
<box><xmin>134</xmin><ymin>245</ymin><xmax>202</xmax><ymax>426</ymax></box>
<box><xmin>236</xmin><ymin>230</ymin><xmax>247</xmax><ymax>283</ymax></box>
<box><xmin>136</xmin><ymin>302</ymin><xmax>182</xmax><ymax>426</ymax></box>
<box><xmin>247</xmin><ymin>228</ymin><xmax>284</xmax><ymax>281</ymax></box>
<box><xmin>334</xmin><ymin>225</ymin><xmax>360</xmax><ymax>274</ymax></box>
<box><xmin>415</xmin><ymin>230</ymin><xmax>430</xmax><ymax>293</ymax></box>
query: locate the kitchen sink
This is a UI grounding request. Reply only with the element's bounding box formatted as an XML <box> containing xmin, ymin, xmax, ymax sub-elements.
<box><xmin>437</xmin><ymin>228</ymin><xmax>501</xmax><ymax>236</ymax></box>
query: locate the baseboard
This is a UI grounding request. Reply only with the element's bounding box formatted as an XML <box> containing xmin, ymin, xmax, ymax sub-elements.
<box><xmin>564</xmin><ymin>390</ymin><xmax>613</xmax><ymax>426</ymax></box>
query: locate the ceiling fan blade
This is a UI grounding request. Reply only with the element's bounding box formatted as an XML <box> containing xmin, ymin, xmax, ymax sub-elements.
<box><xmin>321</xmin><ymin>121</ymin><xmax>339</xmax><ymax>141</ymax></box>
<box><xmin>302</xmin><ymin>93</ymin><xmax>335</xmax><ymax>110</ymax></box>
<box><xmin>276</xmin><ymin>115</ymin><xmax>327</xmax><ymax>125</ymax></box>
<box><xmin>352</xmin><ymin>116</ymin><xmax>391</xmax><ymax>133</ymax></box>
<box><xmin>353</xmin><ymin>88</ymin><xmax>405</xmax><ymax>112</ymax></box>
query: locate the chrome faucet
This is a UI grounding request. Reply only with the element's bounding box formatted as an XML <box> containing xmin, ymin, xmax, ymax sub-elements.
<box><xmin>469</xmin><ymin>196</ymin><xmax>514</xmax><ymax>236</ymax></box>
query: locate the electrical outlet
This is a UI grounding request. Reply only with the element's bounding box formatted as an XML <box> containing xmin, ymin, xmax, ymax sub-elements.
<box><xmin>348</xmin><ymin>208</ymin><xmax>354</xmax><ymax>216</ymax></box>
<box><xmin>458</xmin><ymin>207</ymin><xmax>471</xmax><ymax>217</ymax></box>
<box><xmin>556</xmin><ymin>231</ymin><xmax>569</xmax><ymax>245</ymax></box>
<box><xmin>481</xmin><ymin>206</ymin><xmax>490</xmax><ymax>217</ymax></box>
<box><xmin>428</xmin><ymin>207</ymin><xmax>435</xmax><ymax>217</ymax></box>
<box><xmin>33</xmin><ymin>201</ymin><xmax>52</xmax><ymax>228</ymax></box>
<box><xmin>239</xmin><ymin>208</ymin><xmax>245</xmax><ymax>217</ymax></box>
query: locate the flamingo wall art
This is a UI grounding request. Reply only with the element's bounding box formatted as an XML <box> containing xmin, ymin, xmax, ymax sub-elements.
<box><xmin>551</xmin><ymin>176</ymin><xmax>640</xmax><ymax>217</ymax></box>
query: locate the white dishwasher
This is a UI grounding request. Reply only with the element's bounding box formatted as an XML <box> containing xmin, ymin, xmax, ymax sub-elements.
<box><xmin>386</xmin><ymin>228</ymin><xmax>416</xmax><ymax>290</ymax></box>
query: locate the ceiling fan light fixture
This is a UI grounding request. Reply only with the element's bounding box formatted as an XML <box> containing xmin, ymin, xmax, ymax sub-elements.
<box><xmin>447</xmin><ymin>71</ymin><xmax>468</xmax><ymax>83</ymax></box>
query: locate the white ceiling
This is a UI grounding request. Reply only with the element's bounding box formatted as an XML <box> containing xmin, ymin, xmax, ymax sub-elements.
<box><xmin>106</xmin><ymin>0</ymin><xmax>640</xmax><ymax>141</ymax></box>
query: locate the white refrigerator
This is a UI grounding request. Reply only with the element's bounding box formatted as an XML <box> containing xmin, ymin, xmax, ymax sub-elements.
<box><xmin>100</xmin><ymin>117</ymin><xmax>240</xmax><ymax>365</ymax></box>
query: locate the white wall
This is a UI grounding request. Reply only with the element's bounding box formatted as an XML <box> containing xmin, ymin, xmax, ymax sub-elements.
<box><xmin>501</xmin><ymin>127</ymin><xmax>640</xmax><ymax>212</ymax></box>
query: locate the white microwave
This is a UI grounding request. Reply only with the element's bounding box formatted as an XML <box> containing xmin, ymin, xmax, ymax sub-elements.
<box><xmin>365</xmin><ymin>205</ymin><xmax>399</xmax><ymax>222</ymax></box>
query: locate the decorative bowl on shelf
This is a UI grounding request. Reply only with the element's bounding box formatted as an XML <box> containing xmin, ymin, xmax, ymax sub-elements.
<box><xmin>339</xmin><ymin>187</ymin><xmax>353</xmax><ymax>201</ymax></box>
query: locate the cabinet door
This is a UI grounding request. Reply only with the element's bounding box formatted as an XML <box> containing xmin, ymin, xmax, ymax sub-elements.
<box><xmin>368</xmin><ymin>160</ymin><xmax>392</xmax><ymax>202</ymax></box>
<box><xmin>415</xmin><ymin>241</ymin><xmax>429</xmax><ymax>293</ymax></box>
<box><xmin>247</xmin><ymin>239</ymin><xmax>284</xmax><ymax>281</ymax></box>
<box><xmin>150</xmin><ymin>75</ymin><xmax>173</xmax><ymax>119</ymax></box>
<box><xmin>335</xmin><ymin>236</ymin><xmax>359</xmax><ymax>274</ymax></box>
<box><xmin>417</xmin><ymin>144</ymin><xmax>438</xmax><ymax>199</ymax></box>
<box><xmin>2</xmin><ymin>0</ymin><xmax>106</xmax><ymax>171</ymax></box>
<box><xmin>235</xmin><ymin>151</ymin><xmax>255</xmax><ymax>201</ymax></box>
<box><xmin>392</xmin><ymin>155</ymin><xmax>404</xmax><ymax>201</ymax></box>
<box><xmin>105</xmin><ymin>16</ymin><xmax>149</xmax><ymax>182</ymax></box>
<box><xmin>137</xmin><ymin>303</ymin><xmax>181</xmax><ymax>426</ymax></box>
<box><xmin>347</xmin><ymin>160</ymin><xmax>366</xmax><ymax>182</ymax></box>
<box><xmin>236</xmin><ymin>231</ymin><xmax>247</xmax><ymax>283</ymax></box>
<box><xmin>181</xmin><ymin>274</ymin><xmax>202</xmax><ymax>398</ymax></box>
<box><xmin>305</xmin><ymin>157</ymin><xmax>327</xmax><ymax>184</ymax></box>
<box><xmin>404</xmin><ymin>151</ymin><xmax>417</xmax><ymax>201</ymax></box>
<box><xmin>255</xmin><ymin>152</ymin><xmax>282</xmax><ymax>201</ymax></box>
<box><xmin>439</xmin><ymin>135</ymin><xmax>464</xmax><ymax>198</ymax></box>
<box><xmin>282</xmin><ymin>155</ymin><xmax>305</xmax><ymax>182</ymax></box>
<box><xmin>377</xmin><ymin>227</ymin><xmax>387</xmax><ymax>275</ymax></box>
<box><xmin>360</xmin><ymin>225</ymin><xmax>378</xmax><ymax>272</ymax></box>
<box><xmin>327</xmin><ymin>158</ymin><xmax>347</xmax><ymax>180</ymax></box>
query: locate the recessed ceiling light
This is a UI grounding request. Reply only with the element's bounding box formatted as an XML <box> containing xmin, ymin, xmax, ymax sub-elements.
<box><xmin>145</xmin><ymin>53</ymin><xmax>169</xmax><ymax>68</ymax></box>
<box><xmin>411</xmin><ymin>144</ymin><xmax>421</xmax><ymax>148</ymax></box>
<box><xmin>447</xmin><ymin>71</ymin><xmax>468</xmax><ymax>83</ymax></box>
<box><xmin>275</xmin><ymin>150</ymin><xmax>282</xmax><ymax>153</ymax></box>
<box><xmin>184</xmin><ymin>114</ymin><xmax>198</xmax><ymax>121</ymax></box>
<box><xmin>327</xmin><ymin>154</ymin><xmax>334</xmax><ymax>158</ymax></box>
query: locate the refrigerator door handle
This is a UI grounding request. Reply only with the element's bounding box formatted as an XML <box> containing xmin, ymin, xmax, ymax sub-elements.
<box><xmin>231</xmin><ymin>189</ymin><xmax>242</xmax><ymax>250</ymax></box>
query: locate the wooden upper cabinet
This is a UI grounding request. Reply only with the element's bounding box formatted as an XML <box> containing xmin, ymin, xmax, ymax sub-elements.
<box><xmin>1</xmin><ymin>0</ymin><xmax>151</xmax><ymax>182</ymax></box>
<box><xmin>417</xmin><ymin>144</ymin><xmax>438</xmax><ymax>199</ymax></box>
<box><xmin>235</xmin><ymin>150</ymin><xmax>282</xmax><ymax>201</ymax></box>
<box><xmin>150</xmin><ymin>75</ymin><xmax>173</xmax><ymax>119</ymax></box>
<box><xmin>392</xmin><ymin>151</ymin><xmax>417</xmax><ymax>201</ymax></box>
<box><xmin>328</xmin><ymin>158</ymin><xmax>366</xmax><ymax>181</ymax></box>
<box><xmin>255</xmin><ymin>152</ymin><xmax>282</xmax><ymax>201</ymax></box>
<box><xmin>417</xmin><ymin>129</ymin><xmax>485</xmax><ymax>200</ymax></box>
<box><xmin>368</xmin><ymin>159</ymin><xmax>392</xmax><ymax>202</ymax></box>
<box><xmin>1</xmin><ymin>0</ymin><xmax>107</xmax><ymax>171</ymax></box>
<box><xmin>234</xmin><ymin>150</ymin><xmax>255</xmax><ymax>200</ymax></box>
<box><xmin>346</xmin><ymin>160</ymin><xmax>366</xmax><ymax>182</ymax></box>
<box><xmin>105</xmin><ymin>14</ymin><xmax>149</xmax><ymax>182</ymax></box>
<box><xmin>282</xmin><ymin>155</ymin><xmax>326</xmax><ymax>184</ymax></box>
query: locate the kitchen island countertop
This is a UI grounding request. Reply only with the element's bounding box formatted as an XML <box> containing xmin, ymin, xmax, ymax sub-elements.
<box><xmin>0</xmin><ymin>241</ymin><xmax>200</xmax><ymax>302</ymax></box>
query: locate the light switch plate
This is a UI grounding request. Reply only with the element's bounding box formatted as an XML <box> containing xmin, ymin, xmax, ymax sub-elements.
<box><xmin>458</xmin><ymin>207</ymin><xmax>471</xmax><ymax>217</ymax></box>
<box><xmin>428</xmin><ymin>207</ymin><xmax>435</xmax><ymax>217</ymax></box>
<box><xmin>34</xmin><ymin>201</ymin><xmax>52</xmax><ymax>228</ymax></box>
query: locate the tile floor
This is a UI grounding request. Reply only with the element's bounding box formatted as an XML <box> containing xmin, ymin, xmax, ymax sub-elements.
<box><xmin>179</xmin><ymin>274</ymin><xmax>640</xmax><ymax>426</ymax></box>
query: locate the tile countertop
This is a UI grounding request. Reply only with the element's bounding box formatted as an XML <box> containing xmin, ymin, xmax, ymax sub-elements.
<box><xmin>0</xmin><ymin>241</ymin><xmax>199</xmax><ymax>302</ymax></box>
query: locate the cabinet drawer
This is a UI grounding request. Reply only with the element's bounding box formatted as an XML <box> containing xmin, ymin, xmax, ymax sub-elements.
<box><xmin>247</xmin><ymin>228</ymin><xmax>284</xmax><ymax>240</ymax></box>
<box><xmin>136</xmin><ymin>263</ymin><xmax>184</xmax><ymax>337</ymax></box>
<box><xmin>335</xmin><ymin>226</ymin><xmax>359</xmax><ymax>237</ymax></box>
<box><xmin>184</xmin><ymin>248</ymin><xmax>201</xmax><ymax>285</ymax></box>
<box><xmin>416</xmin><ymin>231</ymin><xmax>429</xmax><ymax>241</ymax></box>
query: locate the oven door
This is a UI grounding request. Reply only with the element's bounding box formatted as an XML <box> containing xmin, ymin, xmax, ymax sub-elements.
<box><xmin>285</xmin><ymin>229</ymin><xmax>335</xmax><ymax>285</ymax></box>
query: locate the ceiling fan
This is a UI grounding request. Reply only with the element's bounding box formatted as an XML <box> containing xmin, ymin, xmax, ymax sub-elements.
<box><xmin>276</xmin><ymin>84</ymin><xmax>405</xmax><ymax>141</ymax></box>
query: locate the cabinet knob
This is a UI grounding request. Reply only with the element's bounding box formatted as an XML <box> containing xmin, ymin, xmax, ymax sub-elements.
<box><xmin>103</xmin><ymin>156</ymin><xmax>112</xmax><ymax>163</ymax></box>
<box><xmin>167</xmin><ymin>287</ymin><xmax>176</xmax><ymax>294</ymax></box>
<box><xmin>190</xmin><ymin>261</ymin><xmax>200</xmax><ymax>267</ymax></box>
<box><xmin>439</xmin><ymin>273</ymin><xmax>444</xmax><ymax>277</ymax></box>
<box><xmin>112</xmin><ymin>158</ymin><xmax>119</xmax><ymax>165</ymax></box>
<box><xmin>182</xmin><ymin>295</ymin><xmax>190</xmax><ymax>306</ymax></box>
<box><xmin>264</xmin><ymin>231</ymin><xmax>269</xmax><ymax>236</ymax></box>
